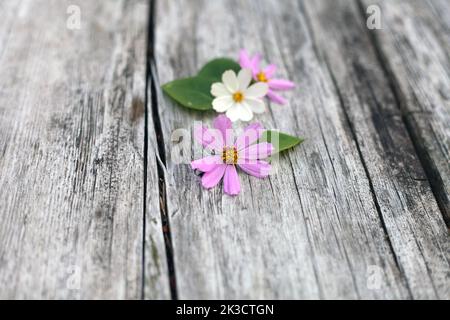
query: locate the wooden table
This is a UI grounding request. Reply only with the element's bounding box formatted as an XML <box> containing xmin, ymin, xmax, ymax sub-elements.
<box><xmin>0</xmin><ymin>0</ymin><xmax>448</xmax><ymax>299</ymax></box>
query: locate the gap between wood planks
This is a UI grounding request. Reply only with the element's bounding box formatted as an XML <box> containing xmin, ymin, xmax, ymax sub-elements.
<box><xmin>143</xmin><ymin>0</ymin><xmax>178</xmax><ymax>300</ymax></box>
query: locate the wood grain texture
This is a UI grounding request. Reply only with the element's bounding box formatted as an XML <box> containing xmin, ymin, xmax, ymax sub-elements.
<box><xmin>303</xmin><ymin>0</ymin><xmax>449</xmax><ymax>299</ymax></box>
<box><xmin>0</xmin><ymin>0</ymin><xmax>170</xmax><ymax>299</ymax></box>
<box><xmin>1</xmin><ymin>0</ymin><xmax>448</xmax><ymax>300</ymax></box>
<box><xmin>360</xmin><ymin>0</ymin><xmax>450</xmax><ymax>224</ymax></box>
<box><xmin>152</xmin><ymin>0</ymin><xmax>447</xmax><ymax>299</ymax></box>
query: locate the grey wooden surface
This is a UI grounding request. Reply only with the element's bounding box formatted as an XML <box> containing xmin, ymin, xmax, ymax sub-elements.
<box><xmin>0</xmin><ymin>0</ymin><xmax>169</xmax><ymax>299</ymax></box>
<box><xmin>154</xmin><ymin>0</ymin><xmax>449</xmax><ymax>300</ymax></box>
<box><xmin>360</xmin><ymin>0</ymin><xmax>450</xmax><ymax>224</ymax></box>
<box><xmin>0</xmin><ymin>0</ymin><xmax>448</xmax><ymax>299</ymax></box>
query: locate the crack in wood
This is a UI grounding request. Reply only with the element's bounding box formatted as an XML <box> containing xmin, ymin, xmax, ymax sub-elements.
<box><xmin>299</xmin><ymin>0</ymin><xmax>412</xmax><ymax>296</ymax></box>
<box><xmin>323</xmin><ymin>55</ymin><xmax>413</xmax><ymax>298</ymax></box>
<box><xmin>145</xmin><ymin>0</ymin><xmax>178</xmax><ymax>300</ymax></box>
<box><xmin>355</xmin><ymin>0</ymin><xmax>449</xmax><ymax>227</ymax></box>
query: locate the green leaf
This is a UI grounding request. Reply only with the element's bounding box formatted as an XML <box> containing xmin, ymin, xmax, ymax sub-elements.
<box><xmin>162</xmin><ymin>58</ymin><xmax>241</xmax><ymax>110</ymax></box>
<box><xmin>197</xmin><ymin>58</ymin><xmax>241</xmax><ymax>81</ymax></box>
<box><xmin>259</xmin><ymin>130</ymin><xmax>304</xmax><ymax>153</ymax></box>
<box><xmin>161</xmin><ymin>77</ymin><xmax>214</xmax><ymax>111</ymax></box>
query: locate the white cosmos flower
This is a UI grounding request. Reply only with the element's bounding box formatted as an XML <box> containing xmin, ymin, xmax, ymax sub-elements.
<box><xmin>211</xmin><ymin>68</ymin><xmax>269</xmax><ymax>122</ymax></box>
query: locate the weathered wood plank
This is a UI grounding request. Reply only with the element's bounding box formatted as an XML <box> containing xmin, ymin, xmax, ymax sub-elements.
<box><xmin>0</xmin><ymin>0</ymin><xmax>170</xmax><ymax>299</ymax></box>
<box><xmin>303</xmin><ymin>0</ymin><xmax>449</xmax><ymax>299</ymax></box>
<box><xmin>151</xmin><ymin>0</ymin><xmax>450</xmax><ymax>299</ymax></box>
<box><xmin>360</xmin><ymin>0</ymin><xmax>450</xmax><ymax>224</ymax></box>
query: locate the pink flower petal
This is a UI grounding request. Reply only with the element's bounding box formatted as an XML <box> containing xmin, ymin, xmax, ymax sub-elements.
<box><xmin>194</xmin><ymin>124</ymin><xmax>224</xmax><ymax>151</ymax></box>
<box><xmin>235</xmin><ymin>123</ymin><xmax>264</xmax><ymax>151</ymax></box>
<box><xmin>263</xmin><ymin>64</ymin><xmax>277</xmax><ymax>78</ymax></box>
<box><xmin>238</xmin><ymin>160</ymin><xmax>271</xmax><ymax>178</ymax></box>
<box><xmin>238</xmin><ymin>142</ymin><xmax>274</xmax><ymax>161</ymax></box>
<box><xmin>251</xmin><ymin>53</ymin><xmax>262</xmax><ymax>68</ymax></box>
<box><xmin>223</xmin><ymin>165</ymin><xmax>240</xmax><ymax>195</ymax></box>
<box><xmin>213</xmin><ymin>115</ymin><xmax>233</xmax><ymax>146</ymax></box>
<box><xmin>191</xmin><ymin>155</ymin><xmax>222</xmax><ymax>173</ymax></box>
<box><xmin>267</xmin><ymin>90</ymin><xmax>287</xmax><ymax>105</ymax></box>
<box><xmin>268</xmin><ymin>79</ymin><xmax>295</xmax><ymax>91</ymax></box>
<box><xmin>239</xmin><ymin>49</ymin><xmax>253</xmax><ymax>70</ymax></box>
<box><xmin>250</xmin><ymin>53</ymin><xmax>262</xmax><ymax>76</ymax></box>
<box><xmin>201</xmin><ymin>164</ymin><xmax>227</xmax><ymax>189</ymax></box>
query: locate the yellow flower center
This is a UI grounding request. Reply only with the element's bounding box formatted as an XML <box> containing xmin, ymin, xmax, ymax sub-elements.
<box><xmin>233</xmin><ymin>91</ymin><xmax>244</xmax><ymax>103</ymax></box>
<box><xmin>222</xmin><ymin>146</ymin><xmax>238</xmax><ymax>164</ymax></box>
<box><xmin>256</xmin><ymin>71</ymin><xmax>268</xmax><ymax>82</ymax></box>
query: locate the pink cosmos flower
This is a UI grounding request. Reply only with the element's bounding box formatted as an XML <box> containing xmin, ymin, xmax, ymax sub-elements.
<box><xmin>239</xmin><ymin>49</ymin><xmax>295</xmax><ymax>105</ymax></box>
<box><xmin>191</xmin><ymin>115</ymin><xmax>273</xmax><ymax>195</ymax></box>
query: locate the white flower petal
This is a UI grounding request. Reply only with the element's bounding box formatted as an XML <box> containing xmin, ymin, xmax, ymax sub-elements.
<box><xmin>237</xmin><ymin>68</ymin><xmax>252</xmax><ymax>90</ymax></box>
<box><xmin>211</xmin><ymin>83</ymin><xmax>230</xmax><ymax>97</ymax></box>
<box><xmin>245</xmin><ymin>82</ymin><xmax>269</xmax><ymax>98</ymax></box>
<box><xmin>212</xmin><ymin>96</ymin><xmax>234</xmax><ymax>112</ymax></box>
<box><xmin>239</xmin><ymin>103</ymin><xmax>254</xmax><ymax>121</ymax></box>
<box><xmin>225</xmin><ymin>104</ymin><xmax>240</xmax><ymax>122</ymax></box>
<box><xmin>222</xmin><ymin>70</ymin><xmax>238</xmax><ymax>92</ymax></box>
<box><xmin>226</xmin><ymin>103</ymin><xmax>253</xmax><ymax>122</ymax></box>
<box><xmin>246</xmin><ymin>98</ymin><xmax>266</xmax><ymax>113</ymax></box>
